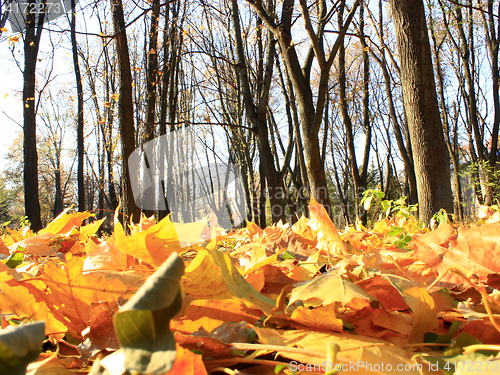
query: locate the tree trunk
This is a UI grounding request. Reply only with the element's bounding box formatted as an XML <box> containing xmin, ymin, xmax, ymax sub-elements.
<box><xmin>111</xmin><ymin>0</ymin><xmax>141</xmax><ymax>223</ymax></box>
<box><xmin>480</xmin><ymin>1</ymin><xmax>500</xmax><ymax>181</ymax></box>
<box><xmin>388</xmin><ymin>0</ymin><xmax>453</xmax><ymax>224</ymax></box>
<box><xmin>53</xmin><ymin>164</ymin><xmax>63</xmax><ymax>218</ymax></box>
<box><xmin>247</xmin><ymin>0</ymin><xmax>360</xmax><ymax>214</ymax></box>
<box><xmin>71</xmin><ymin>0</ymin><xmax>85</xmax><ymax>213</ymax></box>
<box><xmin>338</xmin><ymin>28</ymin><xmax>361</xmax><ymax>220</ymax></box>
<box><xmin>372</xmin><ymin>0</ymin><xmax>418</xmax><ymax>206</ymax></box>
<box><xmin>232</xmin><ymin>0</ymin><xmax>285</xmax><ymax>224</ymax></box>
<box><xmin>428</xmin><ymin>4</ymin><xmax>464</xmax><ymax>221</ymax></box>
<box><xmin>142</xmin><ymin>0</ymin><xmax>161</xmax><ymax>218</ymax></box>
<box><xmin>23</xmin><ymin>0</ymin><xmax>44</xmax><ymax>231</ymax></box>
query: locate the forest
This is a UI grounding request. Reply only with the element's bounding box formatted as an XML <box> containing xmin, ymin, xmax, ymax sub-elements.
<box><xmin>0</xmin><ymin>0</ymin><xmax>499</xmax><ymax>231</ymax></box>
<box><xmin>1</xmin><ymin>1</ymin><xmax>500</xmax><ymax>374</ymax></box>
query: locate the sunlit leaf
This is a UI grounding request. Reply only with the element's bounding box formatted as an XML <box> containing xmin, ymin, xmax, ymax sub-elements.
<box><xmin>386</xmin><ymin>275</ymin><xmax>439</xmax><ymax>343</ymax></box>
<box><xmin>39</xmin><ymin>209</ymin><xmax>94</xmax><ymax>235</ymax></box>
<box><xmin>112</xmin><ymin>215</ymin><xmax>183</xmax><ymax>267</ymax></box>
<box><xmin>308</xmin><ymin>199</ymin><xmax>349</xmax><ymax>255</ymax></box>
<box><xmin>288</xmin><ymin>274</ymin><xmax>376</xmax><ymax>309</ymax></box>
<box><xmin>23</xmin><ymin>255</ymin><xmax>144</xmax><ymax>340</ymax></box>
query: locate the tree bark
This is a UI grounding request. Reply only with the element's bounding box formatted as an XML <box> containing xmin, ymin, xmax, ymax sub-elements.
<box><xmin>111</xmin><ymin>0</ymin><xmax>141</xmax><ymax>223</ymax></box>
<box><xmin>388</xmin><ymin>0</ymin><xmax>454</xmax><ymax>224</ymax></box>
<box><xmin>247</xmin><ymin>0</ymin><xmax>360</xmax><ymax>214</ymax></box>
<box><xmin>142</xmin><ymin>0</ymin><xmax>161</xmax><ymax>218</ymax></box>
<box><xmin>428</xmin><ymin>3</ymin><xmax>464</xmax><ymax>221</ymax></box>
<box><xmin>232</xmin><ymin>0</ymin><xmax>285</xmax><ymax>224</ymax></box>
<box><xmin>23</xmin><ymin>0</ymin><xmax>44</xmax><ymax>231</ymax></box>
<box><xmin>71</xmin><ymin>0</ymin><xmax>85</xmax><ymax>213</ymax></box>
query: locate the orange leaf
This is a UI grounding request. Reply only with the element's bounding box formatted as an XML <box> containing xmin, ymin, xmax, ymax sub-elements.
<box><xmin>23</xmin><ymin>256</ymin><xmax>144</xmax><ymax>339</ymax></box>
<box><xmin>290</xmin><ymin>305</ymin><xmax>343</xmax><ymax>332</ymax></box>
<box><xmin>183</xmin><ymin>249</ymin><xmax>275</xmax><ymax>314</ymax></box>
<box><xmin>291</xmin><ymin>216</ymin><xmax>318</xmax><ymax>247</ymax></box>
<box><xmin>0</xmin><ymin>264</ymin><xmax>67</xmax><ymax>341</ymax></box>
<box><xmin>83</xmin><ymin>240</ymin><xmax>127</xmax><ymax>272</ymax></box>
<box><xmin>288</xmin><ymin>274</ymin><xmax>375</xmax><ymax>309</ymax></box>
<box><xmin>253</xmin><ymin>327</ymin><xmax>436</xmax><ymax>375</ymax></box>
<box><xmin>248</xmin><ymin>264</ymin><xmax>296</xmax><ymax>296</ymax></box>
<box><xmin>412</xmin><ymin>223</ymin><xmax>500</xmax><ymax>283</ymax></box>
<box><xmin>308</xmin><ymin>199</ymin><xmax>348</xmax><ymax>255</ymax></box>
<box><xmin>356</xmin><ymin>276</ymin><xmax>409</xmax><ymax>311</ymax></box>
<box><xmin>167</xmin><ymin>344</ymin><xmax>207</xmax><ymax>375</ymax></box>
<box><xmin>175</xmin><ymin>332</ymin><xmax>232</xmax><ymax>358</ymax></box>
<box><xmin>386</xmin><ymin>275</ymin><xmax>439</xmax><ymax>343</ymax></box>
<box><xmin>182</xmin><ymin>250</ymin><xmax>233</xmax><ymax>299</ymax></box>
<box><xmin>245</xmin><ymin>220</ymin><xmax>264</xmax><ymax>239</ymax></box>
<box><xmin>172</xmin><ymin>298</ymin><xmax>262</xmax><ymax>334</ymax></box>
<box><xmin>9</xmin><ymin>232</ymin><xmax>60</xmax><ymax>256</ymax></box>
<box><xmin>39</xmin><ymin>208</ymin><xmax>94</xmax><ymax>235</ymax></box>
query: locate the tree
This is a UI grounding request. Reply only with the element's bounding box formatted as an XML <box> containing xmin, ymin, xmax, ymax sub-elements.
<box><xmin>38</xmin><ymin>91</ymin><xmax>76</xmax><ymax>219</ymax></box>
<box><xmin>427</xmin><ymin>0</ymin><xmax>464</xmax><ymax>221</ymax></box>
<box><xmin>388</xmin><ymin>0</ymin><xmax>453</xmax><ymax>223</ymax></box>
<box><xmin>70</xmin><ymin>0</ymin><xmax>85</xmax><ymax>212</ymax></box>
<box><xmin>23</xmin><ymin>0</ymin><xmax>45</xmax><ymax>231</ymax></box>
<box><xmin>246</xmin><ymin>0</ymin><xmax>360</xmax><ymax>213</ymax></box>
<box><xmin>232</xmin><ymin>0</ymin><xmax>287</xmax><ymax>223</ymax></box>
<box><xmin>142</xmin><ymin>0</ymin><xmax>161</xmax><ymax>218</ymax></box>
<box><xmin>0</xmin><ymin>176</ymin><xmax>14</xmax><ymax>223</ymax></box>
<box><xmin>337</xmin><ymin>1</ymin><xmax>371</xmax><ymax>224</ymax></box>
<box><xmin>111</xmin><ymin>0</ymin><xmax>141</xmax><ymax>222</ymax></box>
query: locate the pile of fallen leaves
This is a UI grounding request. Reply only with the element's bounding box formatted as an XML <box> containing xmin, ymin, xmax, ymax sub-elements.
<box><xmin>1</xmin><ymin>200</ymin><xmax>500</xmax><ymax>375</ymax></box>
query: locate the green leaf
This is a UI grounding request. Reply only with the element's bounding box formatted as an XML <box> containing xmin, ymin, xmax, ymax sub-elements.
<box><xmin>387</xmin><ymin>227</ymin><xmax>403</xmax><ymax>237</ymax></box>
<box><xmin>0</xmin><ymin>321</ymin><xmax>45</xmax><ymax>375</ymax></box>
<box><xmin>275</xmin><ymin>364</ymin><xmax>288</xmax><ymax>374</ymax></box>
<box><xmin>281</xmin><ymin>250</ymin><xmax>296</xmax><ymax>260</ymax></box>
<box><xmin>395</xmin><ymin>233</ymin><xmax>412</xmax><ymax>248</ymax></box>
<box><xmin>434</xmin><ymin>321</ymin><xmax>461</xmax><ymax>344</ymax></box>
<box><xmin>445</xmin><ymin>332</ymin><xmax>483</xmax><ymax>356</ymax></box>
<box><xmin>424</xmin><ymin>320</ymin><xmax>461</xmax><ymax>349</ymax></box>
<box><xmin>113</xmin><ymin>252</ymin><xmax>185</xmax><ymax>375</ymax></box>
<box><xmin>5</xmin><ymin>251</ymin><xmax>25</xmax><ymax>269</ymax></box>
<box><xmin>381</xmin><ymin>200</ymin><xmax>391</xmax><ymax>216</ymax></box>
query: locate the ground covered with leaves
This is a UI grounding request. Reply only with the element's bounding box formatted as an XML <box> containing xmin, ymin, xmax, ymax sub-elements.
<box><xmin>1</xmin><ymin>200</ymin><xmax>500</xmax><ymax>374</ymax></box>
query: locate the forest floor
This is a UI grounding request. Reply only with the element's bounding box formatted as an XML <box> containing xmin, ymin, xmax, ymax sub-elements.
<box><xmin>1</xmin><ymin>200</ymin><xmax>500</xmax><ymax>374</ymax></box>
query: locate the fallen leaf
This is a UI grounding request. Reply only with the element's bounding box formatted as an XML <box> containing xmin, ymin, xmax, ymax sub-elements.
<box><xmin>39</xmin><ymin>209</ymin><xmax>94</xmax><ymax>235</ymax></box>
<box><xmin>290</xmin><ymin>305</ymin><xmax>343</xmax><ymax>332</ymax></box>
<box><xmin>288</xmin><ymin>274</ymin><xmax>376</xmax><ymax>309</ymax></box>
<box><xmin>386</xmin><ymin>275</ymin><xmax>439</xmax><ymax>343</ymax></box>
<box><xmin>167</xmin><ymin>344</ymin><xmax>207</xmax><ymax>375</ymax></box>
<box><xmin>253</xmin><ymin>327</ymin><xmax>437</xmax><ymax>375</ymax></box>
<box><xmin>182</xmin><ymin>249</ymin><xmax>233</xmax><ymax>299</ymax></box>
<box><xmin>83</xmin><ymin>240</ymin><xmax>127</xmax><ymax>272</ymax></box>
<box><xmin>308</xmin><ymin>199</ymin><xmax>349</xmax><ymax>256</ymax></box>
<box><xmin>23</xmin><ymin>256</ymin><xmax>144</xmax><ymax>340</ymax></box>
<box><xmin>411</xmin><ymin>223</ymin><xmax>500</xmax><ymax>283</ymax></box>
<box><xmin>0</xmin><ymin>322</ymin><xmax>45</xmax><ymax>375</ymax></box>
<box><xmin>0</xmin><ymin>264</ymin><xmax>67</xmax><ymax>341</ymax></box>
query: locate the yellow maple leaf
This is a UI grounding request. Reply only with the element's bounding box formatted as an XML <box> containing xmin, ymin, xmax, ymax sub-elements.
<box><xmin>0</xmin><ymin>263</ymin><xmax>67</xmax><ymax>342</ymax></box>
<box><xmin>39</xmin><ymin>207</ymin><xmax>94</xmax><ymax>235</ymax></box>
<box><xmin>112</xmin><ymin>215</ymin><xmax>183</xmax><ymax>267</ymax></box>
